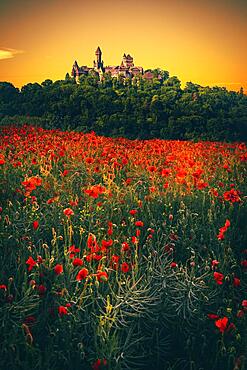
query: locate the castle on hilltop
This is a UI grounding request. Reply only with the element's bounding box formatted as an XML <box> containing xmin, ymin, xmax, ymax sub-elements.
<box><xmin>71</xmin><ymin>47</ymin><xmax>157</xmax><ymax>81</ymax></box>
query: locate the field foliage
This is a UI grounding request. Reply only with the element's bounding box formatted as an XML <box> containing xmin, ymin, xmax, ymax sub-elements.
<box><xmin>0</xmin><ymin>125</ymin><xmax>247</xmax><ymax>370</ymax></box>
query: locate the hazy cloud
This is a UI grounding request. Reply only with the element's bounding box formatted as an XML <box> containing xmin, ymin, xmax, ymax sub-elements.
<box><xmin>0</xmin><ymin>48</ymin><xmax>24</xmax><ymax>60</ymax></box>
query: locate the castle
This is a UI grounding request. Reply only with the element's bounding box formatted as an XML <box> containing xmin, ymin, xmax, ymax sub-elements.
<box><xmin>71</xmin><ymin>47</ymin><xmax>156</xmax><ymax>81</ymax></box>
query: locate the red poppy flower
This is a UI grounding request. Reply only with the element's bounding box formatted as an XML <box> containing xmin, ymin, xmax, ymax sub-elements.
<box><xmin>69</xmin><ymin>245</ymin><xmax>80</xmax><ymax>258</ymax></box>
<box><xmin>236</xmin><ymin>310</ymin><xmax>244</xmax><ymax>318</ymax></box>
<box><xmin>207</xmin><ymin>313</ymin><xmax>219</xmax><ymax>320</ymax></box>
<box><xmin>37</xmin><ymin>255</ymin><xmax>43</xmax><ymax>264</ymax></box>
<box><xmin>0</xmin><ymin>284</ymin><xmax>7</xmax><ymax>291</ymax></box>
<box><xmin>242</xmin><ymin>300</ymin><xmax>247</xmax><ymax>309</ymax></box>
<box><xmin>217</xmin><ymin>219</ymin><xmax>230</xmax><ymax>240</ymax></box>
<box><xmin>62</xmin><ymin>169</ymin><xmax>69</xmax><ymax>176</ymax></box>
<box><xmin>223</xmin><ymin>189</ymin><xmax>241</xmax><ymax>203</ymax></box>
<box><xmin>92</xmin><ymin>359</ymin><xmax>107</xmax><ymax>370</ymax></box>
<box><xmin>96</xmin><ymin>271</ymin><xmax>108</xmax><ymax>282</ymax></box>
<box><xmin>63</xmin><ymin>208</ymin><xmax>74</xmax><ymax>217</ymax></box>
<box><xmin>122</xmin><ymin>242</ymin><xmax>130</xmax><ymax>252</ymax></box>
<box><xmin>135</xmin><ymin>220</ymin><xmax>144</xmax><ymax>227</ymax></box>
<box><xmin>37</xmin><ymin>284</ymin><xmax>46</xmax><ymax>296</ymax></box>
<box><xmin>33</xmin><ymin>220</ymin><xmax>39</xmax><ymax>230</ymax></box>
<box><xmin>214</xmin><ymin>272</ymin><xmax>224</xmax><ymax>285</ymax></box>
<box><xmin>58</xmin><ymin>305</ymin><xmax>68</xmax><ymax>316</ymax></box>
<box><xmin>101</xmin><ymin>239</ymin><xmax>113</xmax><ymax>248</ymax></box>
<box><xmin>112</xmin><ymin>255</ymin><xmax>120</xmax><ymax>264</ymax></box>
<box><xmin>73</xmin><ymin>258</ymin><xmax>83</xmax><ymax>267</ymax></box>
<box><xmin>129</xmin><ymin>209</ymin><xmax>137</xmax><ymax>216</ymax></box>
<box><xmin>54</xmin><ymin>264</ymin><xmax>63</xmax><ymax>275</ymax></box>
<box><xmin>26</xmin><ymin>256</ymin><xmax>37</xmax><ymax>271</ymax></box>
<box><xmin>241</xmin><ymin>260</ymin><xmax>247</xmax><ymax>268</ymax></box>
<box><xmin>76</xmin><ymin>268</ymin><xmax>89</xmax><ymax>281</ymax></box>
<box><xmin>212</xmin><ymin>260</ymin><xmax>219</xmax><ymax>268</ymax></box>
<box><xmin>131</xmin><ymin>236</ymin><xmax>138</xmax><ymax>244</ymax></box>
<box><xmin>233</xmin><ymin>277</ymin><xmax>240</xmax><ymax>287</ymax></box>
<box><xmin>215</xmin><ymin>317</ymin><xmax>228</xmax><ymax>333</ymax></box>
<box><xmin>121</xmin><ymin>262</ymin><xmax>130</xmax><ymax>273</ymax></box>
<box><xmin>170</xmin><ymin>262</ymin><xmax>178</xmax><ymax>268</ymax></box>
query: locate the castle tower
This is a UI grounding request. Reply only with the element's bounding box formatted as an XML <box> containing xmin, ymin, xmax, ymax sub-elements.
<box><xmin>94</xmin><ymin>46</ymin><xmax>104</xmax><ymax>70</ymax></box>
<box><xmin>71</xmin><ymin>60</ymin><xmax>80</xmax><ymax>80</ymax></box>
<box><xmin>96</xmin><ymin>47</ymin><xmax>102</xmax><ymax>64</ymax></box>
<box><xmin>122</xmin><ymin>53</ymin><xmax>134</xmax><ymax>68</ymax></box>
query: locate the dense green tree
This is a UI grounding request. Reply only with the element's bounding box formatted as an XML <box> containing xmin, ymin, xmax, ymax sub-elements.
<box><xmin>0</xmin><ymin>72</ymin><xmax>246</xmax><ymax>141</ymax></box>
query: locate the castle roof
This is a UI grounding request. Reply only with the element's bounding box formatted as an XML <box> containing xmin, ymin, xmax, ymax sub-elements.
<box><xmin>95</xmin><ymin>46</ymin><xmax>101</xmax><ymax>54</ymax></box>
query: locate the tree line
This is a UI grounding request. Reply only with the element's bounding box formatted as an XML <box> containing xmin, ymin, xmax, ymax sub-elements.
<box><xmin>0</xmin><ymin>70</ymin><xmax>246</xmax><ymax>141</ymax></box>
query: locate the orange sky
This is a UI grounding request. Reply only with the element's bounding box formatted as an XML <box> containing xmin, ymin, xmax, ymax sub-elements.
<box><xmin>0</xmin><ymin>0</ymin><xmax>246</xmax><ymax>92</ymax></box>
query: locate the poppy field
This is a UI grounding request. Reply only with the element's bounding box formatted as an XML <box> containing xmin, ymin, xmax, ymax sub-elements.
<box><xmin>0</xmin><ymin>125</ymin><xmax>246</xmax><ymax>370</ymax></box>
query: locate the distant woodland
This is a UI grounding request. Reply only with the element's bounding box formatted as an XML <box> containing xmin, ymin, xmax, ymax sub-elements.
<box><xmin>0</xmin><ymin>70</ymin><xmax>247</xmax><ymax>141</ymax></box>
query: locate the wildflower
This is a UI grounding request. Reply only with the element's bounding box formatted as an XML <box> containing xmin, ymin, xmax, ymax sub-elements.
<box><xmin>37</xmin><ymin>284</ymin><xmax>46</xmax><ymax>296</ymax></box>
<box><xmin>62</xmin><ymin>169</ymin><xmax>69</xmax><ymax>176</ymax></box>
<box><xmin>63</xmin><ymin>208</ymin><xmax>74</xmax><ymax>217</ymax></box>
<box><xmin>76</xmin><ymin>268</ymin><xmax>89</xmax><ymax>281</ymax></box>
<box><xmin>87</xmin><ymin>234</ymin><xmax>99</xmax><ymax>252</ymax></box>
<box><xmin>131</xmin><ymin>236</ymin><xmax>138</xmax><ymax>244</ymax></box>
<box><xmin>215</xmin><ymin>317</ymin><xmax>228</xmax><ymax>333</ymax></box>
<box><xmin>96</xmin><ymin>271</ymin><xmax>108</xmax><ymax>282</ymax></box>
<box><xmin>148</xmin><ymin>165</ymin><xmax>157</xmax><ymax>172</ymax></box>
<box><xmin>212</xmin><ymin>260</ymin><xmax>219</xmax><ymax>268</ymax></box>
<box><xmin>33</xmin><ymin>220</ymin><xmax>39</xmax><ymax>230</ymax></box>
<box><xmin>170</xmin><ymin>262</ymin><xmax>178</xmax><ymax>268</ymax></box>
<box><xmin>122</xmin><ymin>242</ymin><xmax>130</xmax><ymax>252</ymax></box>
<box><xmin>242</xmin><ymin>300</ymin><xmax>247</xmax><ymax>309</ymax></box>
<box><xmin>37</xmin><ymin>255</ymin><xmax>43</xmax><ymax>264</ymax></box>
<box><xmin>217</xmin><ymin>219</ymin><xmax>230</xmax><ymax>240</ymax></box>
<box><xmin>129</xmin><ymin>209</ymin><xmax>137</xmax><ymax>216</ymax></box>
<box><xmin>233</xmin><ymin>277</ymin><xmax>240</xmax><ymax>287</ymax></box>
<box><xmin>107</xmin><ymin>221</ymin><xmax>113</xmax><ymax>235</ymax></box>
<box><xmin>121</xmin><ymin>262</ymin><xmax>130</xmax><ymax>273</ymax></box>
<box><xmin>92</xmin><ymin>359</ymin><xmax>107</xmax><ymax>370</ymax></box>
<box><xmin>214</xmin><ymin>272</ymin><xmax>224</xmax><ymax>285</ymax></box>
<box><xmin>111</xmin><ymin>255</ymin><xmax>120</xmax><ymax>266</ymax></box>
<box><xmin>223</xmin><ymin>189</ymin><xmax>241</xmax><ymax>203</ymax></box>
<box><xmin>226</xmin><ymin>323</ymin><xmax>236</xmax><ymax>333</ymax></box>
<box><xmin>54</xmin><ymin>264</ymin><xmax>63</xmax><ymax>275</ymax></box>
<box><xmin>241</xmin><ymin>260</ymin><xmax>247</xmax><ymax>268</ymax></box>
<box><xmin>72</xmin><ymin>258</ymin><xmax>83</xmax><ymax>267</ymax></box>
<box><xmin>236</xmin><ymin>310</ymin><xmax>245</xmax><ymax>318</ymax></box>
<box><xmin>0</xmin><ymin>284</ymin><xmax>7</xmax><ymax>291</ymax></box>
<box><xmin>69</xmin><ymin>245</ymin><xmax>80</xmax><ymax>258</ymax></box>
<box><xmin>135</xmin><ymin>220</ymin><xmax>144</xmax><ymax>227</ymax></box>
<box><xmin>101</xmin><ymin>239</ymin><xmax>113</xmax><ymax>249</ymax></box>
<box><xmin>161</xmin><ymin>168</ymin><xmax>171</xmax><ymax>177</ymax></box>
<box><xmin>26</xmin><ymin>256</ymin><xmax>37</xmax><ymax>271</ymax></box>
<box><xmin>58</xmin><ymin>305</ymin><xmax>68</xmax><ymax>316</ymax></box>
<box><xmin>29</xmin><ymin>280</ymin><xmax>36</xmax><ymax>287</ymax></box>
<box><xmin>207</xmin><ymin>313</ymin><xmax>219</xmax><ymax>319</ymax></box>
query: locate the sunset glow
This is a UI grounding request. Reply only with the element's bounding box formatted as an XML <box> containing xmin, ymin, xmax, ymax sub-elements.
<box><xmin>0</xmin><ymin>0</ymin><xmax>246</xmax><ymax>91</ymax></box>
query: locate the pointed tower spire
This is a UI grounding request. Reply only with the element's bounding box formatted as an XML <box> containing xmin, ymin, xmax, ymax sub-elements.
<box><xmin>94</xmin><ymin>47</ymin><xmax>103</xmax><ymax>70</ymax></box>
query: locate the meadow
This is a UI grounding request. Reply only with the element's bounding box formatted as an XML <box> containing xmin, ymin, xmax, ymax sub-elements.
<box><xmin>0</xmin><ymin>124</ymin><xmax>246</xmax><ymax>370</ymax></box>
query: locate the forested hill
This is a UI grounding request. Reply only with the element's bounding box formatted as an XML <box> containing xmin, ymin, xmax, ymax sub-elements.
<box><xmin>0</xmin><ymin>71</ymin><xmax>247</xmax><ymax>141</ymax></box>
